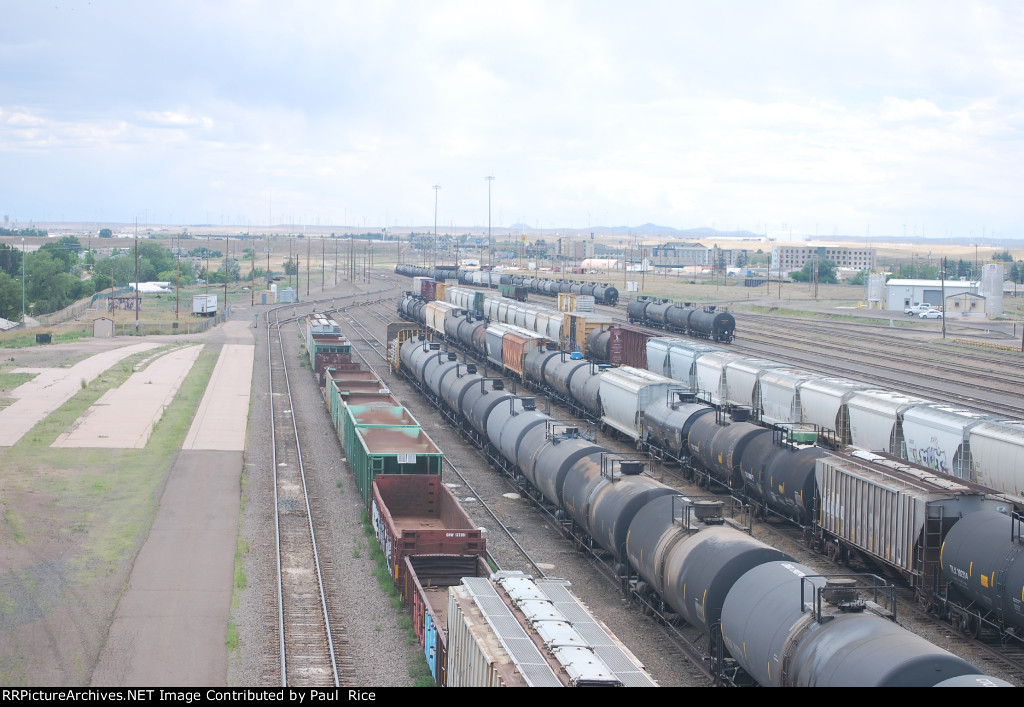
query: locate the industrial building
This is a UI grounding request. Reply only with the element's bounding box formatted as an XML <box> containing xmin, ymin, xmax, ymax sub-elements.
<box><xmin>771</xmin><ymin>245</ymin><xmax>876</xmax><ymax>273</ymax></box>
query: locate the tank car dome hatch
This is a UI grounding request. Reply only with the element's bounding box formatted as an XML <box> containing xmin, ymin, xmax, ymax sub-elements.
<box><xmin>691</xmin><ymin>500</ymin><xmax>725</xmax><ymax>522</ymax></box>
<box><xmin>730</xmin><ymin>407</ymin><xmax>751</xmax><ymax>423</ymax></box>
<box><xmin>618</xmin><ymin>461</ymin><xmax>644</xmax><ymax>476</ymax></box>
<box><xmin>821</xmin><ymin>578</ymin><xmax>863</xmax><ymax>610</ymax></box>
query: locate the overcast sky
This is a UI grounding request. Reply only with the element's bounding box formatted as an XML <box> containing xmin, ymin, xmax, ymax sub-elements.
<box><xmin>2</xmin><ymin>1</ymin><xmax>1021</xmax><ymax>239</ymax></box>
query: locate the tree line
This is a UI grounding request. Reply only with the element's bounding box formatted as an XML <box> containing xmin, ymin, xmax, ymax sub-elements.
<box><xmin>0</xmin><ymin>237</ymin><xmax>255</xmax><ymax>322</ymax></box>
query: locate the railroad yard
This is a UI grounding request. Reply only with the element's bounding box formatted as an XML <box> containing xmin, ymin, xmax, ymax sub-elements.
<box><xmin>1</xmin><ymin>266</ymin><xmax>1023</xmax><ymax>687</ymax></box>
<box><xmin>229</xmin><ymin>268</ymin><xmax>1024</xmax><ymax>687</ymax></box>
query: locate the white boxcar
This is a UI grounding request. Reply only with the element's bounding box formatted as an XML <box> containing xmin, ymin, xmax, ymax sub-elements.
<box><xmin>797</xmin><ymin>376</ymin><xmax>870</xmax><ymax>445</ymax></box>
<box><xmin>646</xmin><ymin>338</ymin><xmax>719</xmax><ymax>386</ymax></box>
<box><xmin>901</xmin><ymin>404</ymin><xmax>991</xmax><ymax>479</ymax></box>
<box><xmin>846</xmin><ymin>390</ymin><xmax>932</xmax><ymax>454</ymax></box>
<box><xmin>759</xmin><ymin>367</ymin><xmax>818</xmax><ymax>426</ymax></box>
<box><xmin>694</xmin><ymin>351</ymin><xmax>744</xmax><ymax>406</ymax></box>
<box><xmin>724</xmin><ymin>358</ymin><xmax>784</xmax><ymax>412</ymax></box>
<box><xmin>968</xmin><ymin>419</ymin><xmax>1024</xmax><ymax>505</ymax></box>
<box><xmin>599</xmin><ymin>366</ymin><xmax>679</xmax><ymax>441</ymax></box>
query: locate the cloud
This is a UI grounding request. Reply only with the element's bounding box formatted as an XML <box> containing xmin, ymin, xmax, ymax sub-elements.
<box><xmin>0</xmin><ymin>1</ymin><xmax>1022</xmax><ymax>237</ymax></box>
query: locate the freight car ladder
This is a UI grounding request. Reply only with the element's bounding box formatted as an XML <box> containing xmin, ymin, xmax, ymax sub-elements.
<box><xmin>919</xmin><ymin>506</ymin><xmax>946</xmax><ymax>603</ymax></box>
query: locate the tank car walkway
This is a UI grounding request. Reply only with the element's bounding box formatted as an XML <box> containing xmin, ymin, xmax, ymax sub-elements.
<box><xmin>91</xmin><ymin>325</ymin><xmax>255</xmax><ymax>686</ymax></box>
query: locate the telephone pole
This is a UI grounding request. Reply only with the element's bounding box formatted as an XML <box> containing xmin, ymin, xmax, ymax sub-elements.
<box><xmin>485</xmin><ymin>175</ymin><xmax>495</xmax><ymax>270</ymax></box>
<box><xmin>433</xmin><ymin>185</ymin><xmax>441</xmax><ymax>269</ymax></box>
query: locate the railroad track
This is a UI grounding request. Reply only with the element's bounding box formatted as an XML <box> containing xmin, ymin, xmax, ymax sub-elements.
<box><xmin>268</xmin><ymin>309</ymin><xmax>347</xmax><ymax>687</ymax></box>
<box><xmin>366</xmin><ymin>304</ymin><xmax>721</xmax><ymax>684</ymax></box>
<box><xmin>332</xmin><ymin>298</ymin><xmax>556</xmax><ymax>580</ymax></box>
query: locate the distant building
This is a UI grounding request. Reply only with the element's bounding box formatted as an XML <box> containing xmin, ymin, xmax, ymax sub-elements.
<box><xmin>648</xmin><ymin>242</ymin><xmax>747</xmax><ymax>270</ymax></box>
<box><xmin>93</xmin><ymin>317</ymin><xmax>115</xmax><ymax>338</ymax></box>
<box><xmin>884</xmin><ymin>278</ymin><xmax>977</xmax><ymax>311</ymax></box>
<box><xmin>771</xmin><ymin>245</ymin><xmax>875</xmax><ymax>273</ymax></box>
<box><xmin>580</xmin><ymin>258</ymin><xmax>623</xmax><ymax>271</ymax></box>
<box><xmin>556</xmin><ymin>237</ymin><xmax>595</xmax><ymax>261</ymax></box>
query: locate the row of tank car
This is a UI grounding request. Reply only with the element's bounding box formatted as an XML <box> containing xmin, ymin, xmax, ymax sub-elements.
<box><xmin>305</xmin><ymin>313</ymin><xmax>657</xmax><ymax>687</ymax></box>
<box><xmin>626</xmin><ymin>295</ymin><xmax>736</xmax><ymax>343</ymax></box>
<box><xmin>392</xmin><ymin>294</ymin><xmax>1024</xmax><ymax>659</ymax></box>
<box><xmin>395</xmin><ymin>263</ymin><xmax>621</xmax><ymax>306</ymax></box>
<box><xmin>508</xmin><ymin>336</ymin><xmax>1024</xmax><ymax>648</ymax></box>
<box><xmin>394</xmin><ymin>330</ymin><xmax>1016</xmax><ymax>687</ymax></box>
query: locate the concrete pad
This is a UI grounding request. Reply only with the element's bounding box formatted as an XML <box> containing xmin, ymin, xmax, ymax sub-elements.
<box><xmin>92</xmin><ymin>614</ymin><xmax>229</xmax><ymax>687</ymax></box>
<box><xmin>0</xmin><ymin>343</ymin><xmax>159</xmax><ymax>446</ymax></box>
<box><xmin>216</xmin><ymin>319</ymin><xmax>257</xmax><ymax>345</ymax></box>
<box><xmin>91</xmin><ymin>450</ymin><xmax>240</xmax><ymax>687</ymax></box>
<box><xmin>52</xmin><ymin>345</ymin><xmax>203</xmax><ymax>449</ymax></box>
<box><xmin>183</xmin><ymin>344</ymin><xmax>255</xmax><ymax>451</ymax></box>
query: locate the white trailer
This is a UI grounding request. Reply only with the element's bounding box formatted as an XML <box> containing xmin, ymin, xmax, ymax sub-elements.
<box><xmin>193</xmin><ymin>294</ymin><xmax>218</xmax><ymax>316</ymax></box>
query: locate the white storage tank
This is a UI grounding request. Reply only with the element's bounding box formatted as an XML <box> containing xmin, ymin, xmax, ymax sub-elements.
<box><xmin>980</xmin><ymin>263</ymin><xmax>1003</xmax><ymax>316</ymax></box>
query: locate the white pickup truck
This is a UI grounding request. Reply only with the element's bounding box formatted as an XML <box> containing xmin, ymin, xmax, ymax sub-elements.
<box><xmin>904</xmin><ymin>303</ymin><xmax>934</xmax><ymax>315</ymax></box>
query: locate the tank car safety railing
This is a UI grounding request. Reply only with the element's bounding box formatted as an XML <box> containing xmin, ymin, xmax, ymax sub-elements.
<box><xmin>666</xmin><ymin>387</ymin><xmax>699</xmax><ymax>408</ymax></box>
<box><xmin>544</xmin><ymin>419</ymin><xmax>596</xmax><ymax>444</ymax></box>
<box><xmin>600</xmin><ymin>451</ymin><xmax>648</xmax><ymax>480</ymax></box>
<box><xmin>800</xmin><ymin>573</ymin><xmax>897</xmax><ymax>623</ymax></box>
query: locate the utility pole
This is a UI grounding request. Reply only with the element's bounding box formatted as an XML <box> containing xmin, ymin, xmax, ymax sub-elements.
<box><xmin>134</xmin><ymin>222</ymin><xmax>140</xmax><ymax>335</ymax></box>
<box><xmin>941</xmin><ymin>258</ymin><xmax>947</xmax><ymax>339</ymax></box>
<box><xmin>306</xmin><ymin>237</ymin><xmax>310</xmax><ymax>296</ymax></box>
<box><xmin>321</xmin><ymin>239</ymin><xmax>325</xmax><ymax>292</ymax></box>
<box><xmin>433</xmin><ymin>184</ymin><xmax>441</xmax><ymax>270</ymax></box>
<box><xmin>485</xmin><ymin>175</ymin><xmax>495</xmax><ymax>270</ymax></box>
<box><xmin>21</xmin><ymin>236</ymin><xmax>26</xmax><ymax>326</ymax></box>
<box><xmin>250</xmin><ymin>226</ymin><xmax>255</xmax><ymax>306</ymax></box>
<box><xmin>224</xmin><ymin>236</ymin><xmax>229</xmax><ymax>312</ymax></box>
